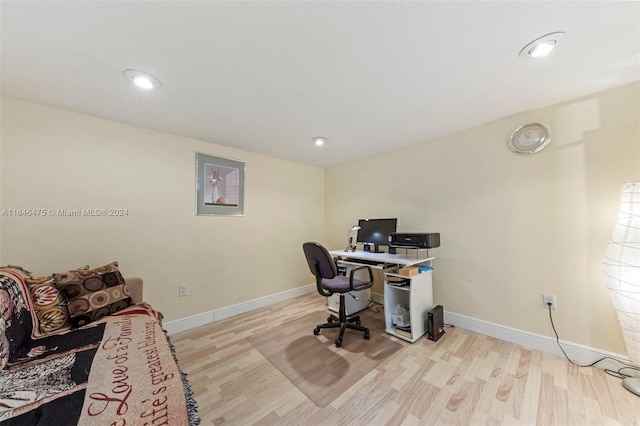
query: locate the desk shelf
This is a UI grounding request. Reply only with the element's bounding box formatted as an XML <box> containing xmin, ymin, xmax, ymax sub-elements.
<box><xmin>384</xmin><ymin>270</ymin><xmax>433</xmax><ymax>343</ymax></box>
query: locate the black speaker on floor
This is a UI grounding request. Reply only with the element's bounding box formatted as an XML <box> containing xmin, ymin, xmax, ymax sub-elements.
<box><xmin>427</xmin><ymin>305</ymin><xmax>445</xmax><ymax>341</ymax></box>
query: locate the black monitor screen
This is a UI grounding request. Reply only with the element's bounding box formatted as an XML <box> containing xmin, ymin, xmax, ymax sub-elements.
<box><xmin>357</xmin><ymin>218</ymin><xmax>397</xmax><ymax>252</ymax></box>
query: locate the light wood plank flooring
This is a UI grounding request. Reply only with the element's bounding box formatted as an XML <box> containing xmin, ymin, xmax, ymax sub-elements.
<box><xmin>171</xmin><ymin>293</ymin><xmax>640</xmax><ymax>425</ymax></box>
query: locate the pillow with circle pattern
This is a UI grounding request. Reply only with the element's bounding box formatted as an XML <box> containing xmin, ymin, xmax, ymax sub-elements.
<box><xmin>52</xmin><ymin>261</ymin><xmax>133</xmax><ymax>328</ymax></box>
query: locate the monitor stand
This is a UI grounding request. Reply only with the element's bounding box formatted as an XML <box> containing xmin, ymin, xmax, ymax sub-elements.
<box><xmin>363</xmin><ymin>244</ymin><xmax>384</xmax><ymax>253</ymax></box>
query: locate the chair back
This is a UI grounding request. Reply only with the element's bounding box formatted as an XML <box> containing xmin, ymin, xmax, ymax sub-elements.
<box><xmin>302</xmin><ymin>242</ymin><xmax>337</xmax><ymax>280</ymax></box>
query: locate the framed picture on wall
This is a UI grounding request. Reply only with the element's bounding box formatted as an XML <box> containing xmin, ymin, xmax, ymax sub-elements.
<box><xmin>195</xmin><ymin>152</ymin><xmax>245</xmax><ymax>216</ymax></box>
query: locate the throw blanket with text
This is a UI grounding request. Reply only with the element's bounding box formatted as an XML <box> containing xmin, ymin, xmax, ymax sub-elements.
<box><xmin>0</xmin><ymin>304</ymin><xmax>189</xmax><ymax>426</ymax></box>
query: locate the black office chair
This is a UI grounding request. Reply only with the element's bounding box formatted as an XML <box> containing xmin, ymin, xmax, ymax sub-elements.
<box><xmin>302</xmin><ymin>242</ymin><xmax>374</xmax><ymax>347</ymax></box>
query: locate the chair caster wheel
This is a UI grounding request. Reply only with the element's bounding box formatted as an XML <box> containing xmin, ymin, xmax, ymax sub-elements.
<box><xmin>355</xmin><ymin>319</ymin><xmax>361</xmax><ymax>326</ymax></box>
<box><xmin>327</xmin><ymin>316</ymin><xmax>333</xmax><ymax>323</ymax></box>
<box><xmin>335</xmin><ymin>338</ymin><xmax>342</xmax><ymax>347</ymax></box>
<box><xmin>313</xmin><ymin>327</ymin><xmax>320</xmax><ymax>335</ymax></box>
<box><xmin>364</xmin><ymin>332</ymin><xmax>370</xmax><ymax>340</ymax></box>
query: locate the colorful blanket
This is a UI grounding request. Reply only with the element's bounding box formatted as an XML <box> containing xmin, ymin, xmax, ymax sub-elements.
<box><xmin>0</xmin><ymin>303</ymin><xmax>199</xmax><ymax>425</ymax></box>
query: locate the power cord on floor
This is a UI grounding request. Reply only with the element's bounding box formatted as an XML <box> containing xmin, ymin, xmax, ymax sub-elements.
<box><xmin>546</xmin><ymin>303</ymin><xmax>640</xmax><ymax>379</ymax></box>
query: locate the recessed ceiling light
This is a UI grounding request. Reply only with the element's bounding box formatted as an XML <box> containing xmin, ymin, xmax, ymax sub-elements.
<box><xmin>123</xmin><ymin>69</ymin><xmax>162</xmax><ymax>90</ymax></box>
<box><xmin>519</xmin><ymin>32</ymin><xmax>567</xmax><ymax>59</ymax></box>
<box><xmin>529</xmin><ymin>40</ymin><xmax>556</xmax><ymax>57</ymax></box>
<box><xmin>312</xmin><ymin>137</ymin><xmax>327</xmax><ymax>146</ymax></box>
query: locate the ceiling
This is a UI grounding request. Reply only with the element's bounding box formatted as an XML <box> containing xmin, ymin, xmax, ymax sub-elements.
<box><xmin>2</xmin><ymin>1</ymin><xmax>639</xmax><ymax>167</ymax></box>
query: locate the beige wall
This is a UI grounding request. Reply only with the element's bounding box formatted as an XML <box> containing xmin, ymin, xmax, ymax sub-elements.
<box><xmin>0</xmin><ymin>97</ymin><xmax>324</xmax><ymax>322</ymax></box>
<box><xmin>2</xmin><ymin>83</ymin><xmax>639</xmax><ymax>355</ymax></box>
<box><xmin>325</xmin><ymin>82</ymin><xmax>640</xmax><ymax>355</ymax></box>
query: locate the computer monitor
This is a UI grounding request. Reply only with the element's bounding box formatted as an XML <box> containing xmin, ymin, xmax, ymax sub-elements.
<box><xmin>357</xmin><ymin>218</ymin><xmax>398</xmax><ymax>253</ymax></box>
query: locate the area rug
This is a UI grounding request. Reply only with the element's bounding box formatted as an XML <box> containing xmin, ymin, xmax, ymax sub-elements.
<box><xmin>248</xmin><ymin>309</ymin><xmax>404</xmax><ymax>407</ymax></box>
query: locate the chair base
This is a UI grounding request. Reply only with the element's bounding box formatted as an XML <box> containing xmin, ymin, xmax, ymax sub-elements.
<box><xmin>314</xmin><ymin>294</ymin><xmax>370</xmax><ymax>347</ymax></box>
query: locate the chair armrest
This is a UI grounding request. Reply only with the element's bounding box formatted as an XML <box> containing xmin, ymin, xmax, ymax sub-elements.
<box><xmin>125</xmin><ymin>277</ymin><xmax>143</xmax><ymax>304</ymax></box>
<box><xmin>349</xmin><ymin>265</ymin><xmax>374</xmax><ymax>291</ymax></box>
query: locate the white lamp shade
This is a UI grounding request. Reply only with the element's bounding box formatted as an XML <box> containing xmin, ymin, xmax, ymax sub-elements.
<box><xmin>603</xmin><ymin>181</ymin><xmax>640</xmax><ymax>362</ymax></box>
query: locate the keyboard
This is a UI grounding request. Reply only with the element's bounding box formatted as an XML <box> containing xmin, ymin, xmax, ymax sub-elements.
<box><xmin>344</xmin><ymin>258</ymin><xmax>382</xmax><ymax>266</ymax></box>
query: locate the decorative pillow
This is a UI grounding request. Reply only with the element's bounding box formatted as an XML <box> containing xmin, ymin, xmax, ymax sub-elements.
<box><xmin>53</xmin><ymin>261</ymin><xmax>133</xmax><ymax>328</ymax></box>
<box><xmin>0</xmin><ymin>268</ymin><xmax>37</xmax><ymax>369</ymax></box>
<box><xmin>0</xmin><ymin>265</ymin><xmax>31</xmax><ymax>278</ymax></box>
<box><xmin>25</xmin><ymin>276</ymin><xmax>71</xmax><ymax>335</ymax></box>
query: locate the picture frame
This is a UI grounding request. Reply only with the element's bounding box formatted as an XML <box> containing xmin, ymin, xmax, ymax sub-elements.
<box><xmin>195</xmin><ymin>152</ymin><xmax>245</xmax><ymax>216</ymax></box>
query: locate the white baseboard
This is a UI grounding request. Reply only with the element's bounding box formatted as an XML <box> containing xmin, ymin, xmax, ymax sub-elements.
<box><xmin>372</xmin><ymin>295</ymin><xmax>631</xmax><ymax>369</ymax></box>
<box><xmin>444</xmin><ymin>311</ymin><xmax>634</xmax><ymax>371</ymax></box>
<box><xmin>163</xmin><ymin>310</ymin><xmax>215</xmax><ymax>335</ymax></box>
<box><xmin>163</xmin><ymin>286</ymin><xmax>634</xmax><ymax>372</ymax></box>
<box><xmin>163</xmin><ymin>283</ymin><xmax>316</xmax><ymax>335</ymax></box>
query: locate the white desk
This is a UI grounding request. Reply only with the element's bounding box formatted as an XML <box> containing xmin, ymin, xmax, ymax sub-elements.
<box><xmin>328</xmin><ymin>250</ymin><xmax>436</xmax><ymax>342</ymax></box>
<box><xmin>329</xmin><ymin>250</ymin><xmax>434</xmax><ymax>268</ymax></box>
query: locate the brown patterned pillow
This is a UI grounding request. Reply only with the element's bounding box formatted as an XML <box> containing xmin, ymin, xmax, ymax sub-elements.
<box><xmin>25</xmin><ymin>276</ymin><xmax>71</xmax><ymax>335</ymax></box>
<box><xmin>0</xmin><ymin>268</ymin><xmax>37</xmax><ymax>369</ymax></box>
<box><xmin>53</xmin><ymin>261</ymin><xmax>133</xmax><ymax>328</ymax></box>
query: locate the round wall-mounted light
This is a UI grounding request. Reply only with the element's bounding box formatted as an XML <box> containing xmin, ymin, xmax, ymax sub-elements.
<box><xmin>312</xmin><ymin>137</ymin><xmax>327</xmax><ymax>146</ymax></box>
<box><xmin>519</xmin><ymin>32</ymin><xmax>567</xmax><ymax>59</ymax></box>
<box><xmin>123</xmin><ymin>69</ymin><xmax>162</xmax><ymax>89</ymax></box>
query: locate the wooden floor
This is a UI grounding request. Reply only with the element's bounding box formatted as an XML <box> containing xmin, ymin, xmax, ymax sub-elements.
<box><xmin>171</xmin><ymin>293</ymin><xmax>640</xmax><ymax>425</ymax></box>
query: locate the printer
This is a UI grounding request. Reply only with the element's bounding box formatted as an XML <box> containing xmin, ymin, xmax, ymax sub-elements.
<box><xmin>388</xmin><ymin>232</ymin><xmax>440</xmax><ymax>249</ymax></box>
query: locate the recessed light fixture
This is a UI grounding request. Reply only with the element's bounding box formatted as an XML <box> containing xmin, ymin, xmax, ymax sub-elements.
<box><xmin>312</xmin><ymin>137</ymin><xmax>327</xmax><ymax>146</ymax></box>
<box><xmin>123</xmin><ymin>69</ymin><xmax>162</xmax><ymax>90</ymax></box>
<box><xmin>519</xmin><ymin>32</ymin><xmax>567</xmax><ymax>59</ymax></box>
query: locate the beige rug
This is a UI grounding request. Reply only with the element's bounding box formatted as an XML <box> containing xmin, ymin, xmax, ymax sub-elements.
<box><xmin>248</xmin><ymin>309</ymin><xmax>404</xmax><ymax>407</ymax></box>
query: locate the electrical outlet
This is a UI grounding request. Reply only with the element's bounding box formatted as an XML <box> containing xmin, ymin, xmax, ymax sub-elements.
<box><xmin>179</xmin><ymin>283</ymin><xmax>188</xmax><ymax>297</ymax></box>
<box><xmin>543</xmin><ymin>293</ymin><xmax>556</xmax><ymax>310</ymax></box>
